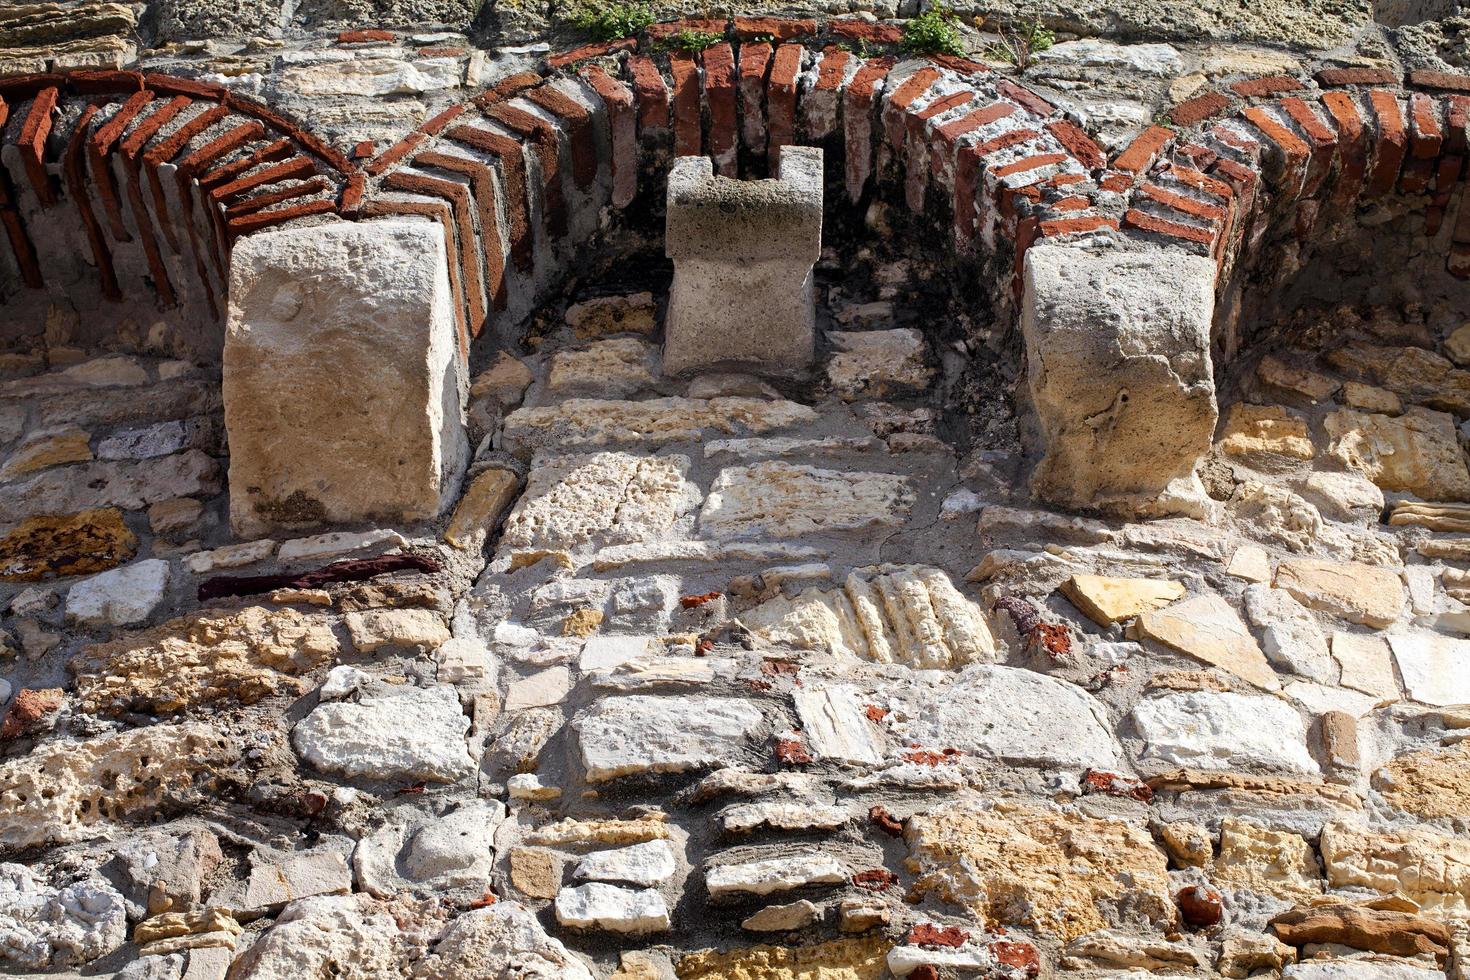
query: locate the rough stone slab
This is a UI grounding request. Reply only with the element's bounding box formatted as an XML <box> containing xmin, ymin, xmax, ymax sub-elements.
<box><xmin>705</xmin><ymin>853</ymin><xmax>845</xmax><ymax>898</ymax></box>
<box><xmin>223</xmin><ymin>219</ymin><xmax>468</xmax><ymax>537</ymax></box>
<box><xmin>1128</xmin><ymin>592</ymin><xmax>1279</xmax><ymax>690</ymax></box>
<box><xmin>573</xmin><ymin>695</ymin><xmax>764</xmax><ymax>781</ymax></box>
<box><xmin>1130</xmin><ymin>691</ymin><xmax>1318</xmax><ymax>774</ymax></box>
<box><xmin>699</xmin><ymin>462</ymin><xmax>913</xmax><ymax>539</ymax></box>
<box><xmin>1326</xmin><ymin>406</ymin><xmax>1470</xmax><ymax>502</ymax></box>
<box><xmin>65</xmin><ymin>559</ymin><xmax>171</xmax><ymax>628</ymax></box>
<box><xmin>574</xmin><ymin>840</ymin><xmax>677</xmax><ymax>887</ymax></box>
<box><xmin>503</xmin><ymin>397</ymin><xmax>817</xmax><ymax>452</ymax></box>
<box><xmin>412</xmin><ymin>902</ymin><xmax>595</xmax><ymax>978</ymax></box>
<box><xmin>1274</xmin><ymin>559</ymin><xmax>1405</xmax><ymax>628</ymax></box>
<box><xmin>292</xmin><ymin>685</ymin><xmax>474</xmax><ymax>783</ymax></box>
<box><xmin>792</xmin><ymin>684</ymin><xmax>884</xmax><ymax>765</ymax></box>
<box><xmin>1388</xmin><ymin>633</ymin><xmax>1470</xmax><ymax>706</ymax></box>
<box><xmin>1061</xmin><ymin>574</ymin><xmax>1185</xmax><ymax>626</ymax></box>
<box><xmin>554</xmin><ymin>882</ymin><xmax>671</xmax><ymax>933</ymax></box>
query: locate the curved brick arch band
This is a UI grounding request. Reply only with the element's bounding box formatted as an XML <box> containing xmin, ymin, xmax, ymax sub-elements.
<box><xmin>0</xmin><ymin>69</ymin><xmax>353</xmax><ymax>320</ymax></box>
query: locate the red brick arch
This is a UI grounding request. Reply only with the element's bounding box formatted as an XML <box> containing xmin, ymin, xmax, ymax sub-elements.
<box><xmin>0</xmin><ymin>69</ymin><xmax>354</xmax><ymax>320</ymax></box>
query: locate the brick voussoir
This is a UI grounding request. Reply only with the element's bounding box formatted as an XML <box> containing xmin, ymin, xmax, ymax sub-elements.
<box><xmin>413</xmin><ymin>148</ymin><xmax>508</xmax><ymax>318</ymax></box>
<box><xmin>18</xmin><ymin>86</ymin><xmax>60</xmax><ymax>205</ymax></box>
<box><xmin>63</xmin><ymin>103</ymin><xmax>120</xmax><ymax>299</ymax></box>
<box><xmin>374</xmin><ymin>182</ymin><xmax>479</xmax><ymax>346</ymax></box>
<box><xmin>579</xmin><ymin>64</ymin><xmax>637</xmax><ymax>207</ymax></box>
<box><xmin>525</xmin><ymin>83</ymin><xmax>599</xmax><ymax>189</ymax></box>
<box><xmin>197</xmin><ymin>139</ymin><xmax>293</xmax><ymax>191</ymax></box>
<box><xmin>1122</xmin><ymin>206</ymin><xmax>1216</xmax><ymax>247</ymax></box>
<box><xmin>445</xmin><ymin>123</ymin><xmax>533</xmax><ymax>272</ymax></box>
<box><xmin>767</xmin><ymin>43</ymin><xmax>803</xmax><ymax>171</ymax></box>
<box><xmin>626</xmin><ymin>55</ymin><xmax>671</xmax><ymax>135</ymax></box>
<box><xmin>209</xmin><ymin>155</ymin><xmax>318</xmax><ymax>203</ymax></box>
<box><xmin>488</xmin><ymin>101</ymin><xmax>569</xmax><ymax>237</ymax></box>
<box><xmin>668</xmin><ymin>53</ymin><xmax>701</xmax><ymax>157</ymax></box>
<box><xmin>1365</xmin><ymin>89</ymin><xmax>1408</xmax><ymax>196</ymax></box>
<box><xmin>702</xmin><ymin>42</ymin><xmax>739</xmax><ymax>175</ymax></box>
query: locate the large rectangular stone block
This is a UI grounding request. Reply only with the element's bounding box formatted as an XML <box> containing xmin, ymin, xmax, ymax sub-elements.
<box><xmin>663</xmin><ymin>146</ymin><xmax>823</xmax><ymax>377</ymax></box>
<box><xmin>223</xmin><ymin>219</ymin><xmax>468</xmax><ymax>537</ymax></box>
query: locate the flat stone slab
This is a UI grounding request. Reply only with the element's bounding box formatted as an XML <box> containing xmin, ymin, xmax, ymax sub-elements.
<box><xmin>1130</xmin><ymin>691</ymin><xmax>1318</xmax><ymax>774</ymax></box>
<box><xmin>705</xmin><ymin>854</ymin><xmax>846</xmax><ymax>899</ymax></box>
<box><xmin>554</xmin><ymin>882</ymin><xmax>671</xmax><ymax>933</ymax></box>
<box><xmin>698</xmin><ymin>462</ymin><xmax>913</xmax><ymax>539</ymax></box>
<box><xmin>573</xmin><ymin>695</ymin><xmax>764</xmax><ymax>782</ymax></box>
<box><xmin>292</xmin><ymin>685</ymin><xmax>474</xmax><ymax>783</ymax></box>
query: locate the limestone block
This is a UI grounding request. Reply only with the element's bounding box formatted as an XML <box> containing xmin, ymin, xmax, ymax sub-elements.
<box><xmin>1</xmin><ymin>451</ymin><xmax>219</xmax><ymax>524</ymax></box>
<box><xmin>344</xmin><ymin>608</ymin><xmax>450</xmax><ymax>652</ymax></box>
<box><xmin>223</xmin><ymin>219</ymin><xmax>468</xmax><ymax>537</ymax></box>
<box><xmin>1319</xmin><ymin>821</ymin><xmax>1470</xmax><ymax>917</ymax></box>
<box><xmin>575</xmin><ymin>840</ymin><xmax>677</xmax><ymax>887</ymax></box>
<box><xmin>411</xmin><ymin>902</ymin><xmax>595</xmax><ymax>979</ymax></box>
<box><xmin>1022</xmin><ymin>240</ymin><xmax>1218</xmax><ymax>515</ymax></box>
<box><xmin>705</xmin><ymin>854</ymin><xmax>846</xmax><ymax>898</ymax></box>
<box><xmin>1241</xmin><ymin>585</ymin><xmax>1336</xmax><ymax>684</ymax></box>
<box><xmin>292</xmin><ymin>685</ymin><xmax>474</xmax><ymax>783</ymax></box>
<box><xmin>0</xmin><ymin>864</ymin><xmax>127</xmax><ymax>969</ymax></box>
<box><xmin>65</xmin><ymin>559</ymin><xmax>171</xmax><ymax>628</ymax></box>
<box><xmin>904</xmin><ymin>801</ymin><xmax>1172</xmax><ymax>941</ymax></box>
<box><xmin>1130</xmin><ymin>691</ymin><xmax>1317</xmax><ymax>773</ymax></box>
<box><xmin>742</xmin><ymin>565</ymin><xmax>995</xmax><ymax>667</ymax></box>
<box><xmin>225</xmin><ymin>895</ymin><xmax>409</xmax><ymax>979</ymax></box>
<box><xmin>1330</xmin><ymin>633</ymin><xmax>1401</xmax><ymax>700</ymax></box>
<box><xmin>548</xmin><ymin>338</ymin><xmax>659</xmax><ymax>398</ymax></box>
<box><xmin>354</xmin><ymin>800</ymin><xmax>504</xmax><ymax>899</ymax></box>
<box><xmin>572</xmin><ymin>695</ymin><xmax>764</xmax><ymax>781</ymax></box>
<box><xmin>555</xmin><ymin>883</ymin><xmax>671</xmax><ymax>933</ymax></box>
<box><xmin>1060</xmin><ymin>574</ymin><xmax>1184</xmax><ymax>626</ymax></box>
<box><xmin>676</xmin><ymin>939</ymin><xmax>890</xmax><ymax>980</ymax></box>
<box><xmin>792</xmin><ymin>684</ymin><xmax>884</xmax><ymax>765</ymax></box>
<box><xmin>663</xmin><ymin>147</ymin><xmax>823</xmax><ymax>377</ymax></box>
<box><xmin>242</xmin><ymin>851</ymin><xmax>352</xmax><ymax>912</ymax></box>
<box><xmin>699</xmin><ymin>462</ymin><xmax>913</xmax><ymax>539</ymax></box>
<box><xmin>566</xmin><ymin>293</ymin><xmax>658</xmax><ymax>340</ymax></box>
<box><xmin>1218</xmin><ymin>403</ymin><xmax>1314</xmax><ymax>459</ymax></box>
<box><xmin>1373</xmin><ymin>741</ymin><xmax>1470</xmax><ymax>819</ymax></box>
<box><xmin>1274</xmin><ymin>559</ymin><xmax>1404</xmax><ymax>628</ymax></box>
<box><xmin>0</xmin><ymin>424</ymin><xmax>92</xmax><ymax>480</ymax></box>
<box><xmin>1388</xmin><ymin>633</ymin><xmax>1470</xmax><ymax>706</ymax></box>
<box><xmin>1325</xmin><ymin>407</ymin><xmax>1470</xmax><ymax>501</ymax></box>
<box><xmin>825</xmin><ymin>329</ymin><xmax>933</xmax><ymax>399</ymax></box>
<box><xmin>502</xmin><ymin>396</ymin><xmax>816</xmax><ymax>451</ymax></box>
<box><xmin>743</xmin><ymin>900</ymin><xmax>821</xmax><ymax>932</ymax></box>
<box><xmin>0</xmin><ymin>723</ymin><xmax>237</xmax><ymax>849</ymax></box>
<box><xmin>1128</xmin><ymin>592</ymin><xmax>1280</xmax><ymax>690</ymax></box>
<box><xmin>1211</xmin><ymin>817</ymin><xmax>1323</xmax><ymax>901</ymax></box>
<box><xmin>70</xmin><ymin>605</ymin><xmax>341</xmax><ymax>715</ymax></box>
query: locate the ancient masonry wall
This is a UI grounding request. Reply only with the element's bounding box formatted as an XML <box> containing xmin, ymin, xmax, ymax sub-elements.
<box><xmin>4</xmin><ymin>20</ymin><xmax>1470</xmax><ymax>359</ymax></box>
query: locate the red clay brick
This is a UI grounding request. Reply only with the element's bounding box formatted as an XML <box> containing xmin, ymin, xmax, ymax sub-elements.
<box><xmin>1123</xmin><ymin>207</ymin><xmax>1214</xmax><ymax>246</ymax></box>
<box><xmin>121</xmin><ymin>149</ymin><xmax>176</xmax><ymax>306</ymax></box>
<box><xmin>1045</xmin><ymin>119</ymin><xmax>1105</xmax><ymax>170</ymax></box>
<box><xmin>488</xmin><ymin>102</ymin><xmax>569</xmax><ymax>237</ymax></box>
<box><xmin>224</xmin><ymin>177</ymin><xmax>329</xmax><ymax>218</ymax></box>
<box><xmin>1279</xmin><ymin>96</ymin><xmax>1337</xmax><ymax>194</ymax></box>
<box><xmin>646</xmin><ymin>18</ymin><xmax>727</xmax><ymax>41</ymax></box>
<box><xmin>740</xmin><ymin>41</ymin><xmax>773</xmax><ymax>153</ymax></box>
<box><xmin>627</xmin><ymin>55</ymin><xmax>669</xmax><ymax>135</ymax></box>
<box><xmin>120</xmin><ymin>96</ymin><xmax>190</xmax><ymax>162</ymax></box>
<box><xmin>143</xmin><ymin>73</ymin><xmax>227</xmax><ymax>100</ymax></box>
<box><xmin>992</xmin><ymin>152</ymin><xmax>1068</xmax><ymax>179</ymax></box>
<box><xmin>1446</xmin><ymin>94</ymin><xmax>1469</xmax><ymax>155</ymax></box>
<box><xmin>1168</xmin><ymin>91</ymin><xmax>1231</xmax><ymax>127</ymax></box>
<box><xmin>767</xmin><ymin>43</ymin><xmax>802</xmax><ymax>171</ymax></box>
<box><xmin>196</xmin><ymin>138</ymin><xmax>291</xmax><ymax>191</ymax></box>
<box><xmin>142</xmin><ymin>103</ymin><xmax>228</xmax><ymax>167</ymax></box>
<box><xmin>928</xmin><ymin>102</ymin><xmax>1011</xmax><ymax>180</ymax></box>
<box><xmin>1040</xmin><ymin>214</ymin><xmax>1117</xmax><ymax>236</ymax></box>
<box><xmin>733</xmin><ymin>16</ymin><xmax>815</xmax><ymax>41</ymax></box>
<box><xmin>915</xmin><ymin>90</ymin><xmax>973</xmax><ymax>123</ymax></box>
<box><xmin>953</xmin><ymin>143</ymin><xmax>980</xmax><ymax>245</ymax></box>
<box><xmin>1409</xmin><ymin>69</ymin><xmax>1470</xmax><ymax>93</ymax></box>
<box><xmin>1366</xmin><ymin>89</ymin><xmax>1407</xmax><ymax>196</ymax></box>
<box><xmin>1049</xmin><ymin>195</ymin><xmax>1091</xmax><ymax>211</ymax></box>
<box><xmin>1241</xmin><ymin>105</ymin><xmax>1311</xmax><ymax>193</ymax></box>
<box><xmin>383</xmin><ymin>169</ymin><xmax>486</xmax><ymax>334</ymax></box>
<box><xmin>445</xmin><ymin>124</ymin><xmax>533</xmax><ymax>270</ymax></box>
<box><xmin>418</xmin><ymin>46</ymin><xmax>466</xmax><ymax>57</ymax></box>
<box><xmin>580</xmin><ymin>64</ymin><xmax>637</xmax><ymax>207</ymax></box>
<box><xmin>525</xmin><ymin>84</ymin><xmax>598</xmax><ymax>189</ymax></box>
<box><xmin>928</xmin><ymin>54</ymin><xmax>988</xmax><ymax>76</ymax></box>
<box><xmin>974</xmin><ymin>127</ymin><xmax>1040</xmax><ymax>157</ymax></box>
<box><xmin>227</xmin><ymin>193</ymin><xmax>336</xmax><ymax>235</ymax></box>
<box><xmin>1409</xmin><ymin>92</ymin><xmax>1443</xmax><ymax>159</ymax></box>
<box><xmin>210</xmin><ymin>155</ymin><xmax>317</xmax><ymax>202</ymax></box>
<box><xmin>1139</xmin><ymin>181</ymin><xmax>1227</xmax><ymax>222</ymax></box>
<box><xmin>1210</xmin><ymin>122</ymin><xmax>1261</xmax><ymax>157</ymax></box>
<box><xmin>418</xmin><ymin>103</ymin><xmax>468</xmax><ymax>137</ymax></box>
<box><xmin>1320</xmin><ymin>90</ymin><xmax>1367</xmax><ymax>205</ymax></box>
<box><xmin>1229</xmin><ymin>74</ymin><xmax>1305</xmax><ymax>98</ymax></box>
<box><xmin>63</xmin><ymin>104</ymin><xmax>119</xmax><ymax>298</ymax></box>
<box><xmin>66</xmin><ymin>69</ymin><xmax>143</xmax><ymax>94</ymax></box>
<box><xmin>1316</xmin><ymin>67</ymin><xmax>1398</xmax><ymax>87</ymax></box>
<box><xmin>0</xmin><ymin>73</ymin><xmax>62</xmax><ymax>100</ymax></box>
<box><xmin>18</xmin><ymin>86</ymin><xmax>59</xmax><ymax>205</ymax></box>
<box><xmin>473</xmin><ymin>71</ymin><xmax>543</xmax><ymax>110</ymax></box>
<box><xmin>339</xmin><ymin>171</ymin><xmax>366</xmax><ymax>212</ymax></box>
<box><xmin>352</xmin><ymin>139</ymin><xmax>375</xmax><ymax>159</ymax></box>
<box><xmin>996</xmin><ymin>79</ymin><xmax>1053</xmax><ymax>118</ymax></box>
<box><xmin>89</xmin><ymin>89</ymin><xmax>155</xmax><ymax>241</ymax></box>
<box><xmin>882</xmin><ymin>65</ymin><xmax>939</xmax><ymax>163</ymax></box>
<box><xmin>668</xmin><ymin>53</ymin><xmax>702</xmax><ymax>157</ymax></box>
<box><xmin>225</xmin><ymin>93</ymin><xmax>354</xmax><ymax>172</ymax></box>
<box><xmin>1167</xmin><ymin>164</ymin><xmax>1234</xmax><ymax>199</ymax></box>
<box><xmin>338</xmin><ymin>28</ymin><xmax>394</xmax><ymax>43</ymax></box>
<box><xmin>1098</xmin><ymin>171</ymin><xmax>1131</xmax><ymax>192</ymax></box>
<box><xmin>702</xmin><ymin>42</ymin><xmax>738</xmax><ymax>175</ymax></box>
<box><xmin>1113</xmin><ymin>124</ymin><xmax>1172</xmax><ymax>174</ymax></box>
<box><xmin>0</xmin><ymin>208</ymin><xmax>41</xmax><ymax>288</ymax></box>
<box><xmin>365</xmin><ymin>131</ymin><xmax>426</xmax><ymax>176</ymax></box>
<box><xmin>830</xmin><ymin>19</ymin><xmax>903</xmax><ymax>45</ymax></box>
<box><xmin>1173</xmin><ymin>142</ymin><xmax>1218</xmax><ymax>169</ymax></box>
<box><xmin>416</xmin><ymin>149</ymin><xmax>507</xmax><ymax>316</ymax></box>
<box><xmin>549</xmin><ymin>37</ymin><xmax>636</xmax><ymax>68</ymax></box>
<box><xmin>844</xmin><ymin>56</ymin><xmax>895</xmax><ymax>201</ymax></box>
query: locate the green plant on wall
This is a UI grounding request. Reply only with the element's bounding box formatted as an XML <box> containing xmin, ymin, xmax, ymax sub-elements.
<box><xmin>984</xmin><ymin>17</ymin><xmax>1054</xmax><ymax>68</ymax></box>
<box><xmin>901</xmin><ymin>6</ymin><xmax>965</xmax><ymax>57</ymax></box>
<box><xmin>663</xmin><ymin>27</ymin><xmax>725</xmax><ymax>51</ymax></box>
<box><xmin>567</xmin><ymin>1</ymin><xmax>654</xmax><ymax>41</ymax></box>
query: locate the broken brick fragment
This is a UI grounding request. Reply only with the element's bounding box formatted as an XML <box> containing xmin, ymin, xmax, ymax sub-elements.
<box><xmin>869</xmin><ymin>805</ymin><xmax>905</xmax><ymax>837</ymax></box>
<box><xmin>852</xmin><ymin>868</ymin><xmax>899</xmax><ymax>891</ymax></box>
<box><xmin>907</xmin><ymin>923</ymin><xmax>968</xmax><ymax>947</ymax></box>
<box><xmin>774</xmin><ymin>737</ymin><xmax>813</xmax><ymax>765</ymax></box>
<box><xmin>1177</xmin><ymin>884</ymin><xmax>1225</xmax><ymax>928</ymax></box>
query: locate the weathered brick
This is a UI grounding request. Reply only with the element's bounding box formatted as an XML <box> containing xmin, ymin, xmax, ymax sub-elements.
<box><xmin>487</xmin><ymin>102</ymin><xmax>569</xmax><ymax>237</ymax></box>
<box><xmin>667</xmin><ymin>53</ymin><xmax>701</xmax><ymax>156</ymax></box>
<box><xmin>931</xmin><ymin>101</ymin><xmax>1015</xmax><ymax>178</ymax></box>
<box><xmin>996</xmin><ymin>79</ymin><xmax>1053</xmax><ymax>118</ymax></box>
<box><xmin>0</xmin><ymin>207</ymin><xmax>41</xmax><ymax>288</ymax></box>
<box><xmin>415</xmin><ymin>149</ymin><xmax>507</xmax><ymax>317</ymax></box>
<box><xmin>973</xmin><ymin>127</ymin><xmax>1040</xmax><ymax>157</ymax></box>
<box><xmin>802</xmin><ymin>44</ymin><xmax>848</xmax><ymax>141</ymax></box>
<box><xmin>844</xmin><ymin>56</ymin><xmax>895</xmax><ymax>201</ymax></box>
<box><xmin>1113</xmin><ymin>124</ymin><xmax>1172</xmax><ymax>174</ymax></box>
<box><xmin>209</xmin><ymin>156</ymin><xmax>317</xmax><ymax>202</ymax></box>
<box><xmin>66</xmin><ymin>69</ymin><xmax>143</xmax><ymax>93</ymax></box>
<box><xmin>952</xmin><ymin>143</ymin><xmax>980</xmax><ymax>245</ymax></box>
<box><xmin>1040</xmin><ymin>214</ymin><xmax>1117</xmax><ymax>236</ymax></box>
<box><xmin>1241</xmin><ymin>105</ymin><xmax>1311</xmax><ymax>194</ymax></box>
<box><xmin>928</xmin><ymin>54</ymin><xmax>989</xmax><ymax>76</ymax></box>
<box><xmin>420</xmin><ymin>103</ymin><xmax>468</xmax><ymax>137</ymax></box>
<box><xmin>740</xmin><ymin>41</ymin><xmax>773</xmax><ymax>153</ymax></box>
<box><xmin>702</xmin><ymin>42</ymin><xmax>738</xmax><ymax>175</ymax></box>
<box><xmin>646</xmin><ymin>18</ymin><xmax>727</xmax><ymax>41</ymax></box>
<box><xmin>18</xmin><ymin>86</ymin><xmax>59</xmax><ymax>205</ymax></box>
<box><xmin>223</xmin><ymin>177</ymin><xmax>329</xmax><ymax>218</ymax></box>
<box><xmin>62</xmin><ymin>104</ymin><xmax>119</xmax><ymax>298</ymax></box>
<box><xmin>992</xmin><ymin>152</ymin><xmax>1068</xmax><ymax>180</ymax></box>
<box><xmin>89</xmin><ymin>89</ymin><xmax>155</xmax><ymax>241</ymax></box>
<box><xmin>121</xmin><ymin>151</ymin><xmax>176</xmax><ymax>307</ymax></box>
<box><xmin>1278</xmin><ymin>96</ymin><xmax>1338</xmax><ymax>194</ymax></box>
<box><xmin>1408</xmin><ymin>69</ymin><xmax>1470</xmax><ymax>93</ymax></box>
<box><xmin>445</xmin><ymin>124</ymin><xmax>533</xmax><ymax>271</ymax></box>
<box><xmin>1409</xmin><ymin>92</ymin><xmax>1444</xmax><ymax>159</ymax></box>
<box><xmin>767</xmin><ymin>43</ymin><xmax>802</xmax><ymax>171</ymax></box>
<box><xmin>830</xmin><ymin>19</ymin><xmax>903</xmax><ymax>45</ymax></box>
<box><xmin>548</xmin><ymin>37</ymin><xmax>636</xmax><ymax>68</ymax></box>
<box><xmin>1168</xmin><ymin>91</ymin><xmax>1231</xmax><ymax>127</ymax></box>
<box><xmin>338</xmin><ymin>28</ymin><xmax>394</xmax><ymax>43</ymax></box>
<box><xmin>882</xmin><ymin>66</ymin><xmax>940</xmax><ymax>166</ymax></box>
<box><xmin>196</xmin><ymin>138</ymin><xmax>291</xmax><ymax>192</ymax></box>
<box><xmin>119</xmin><ymin>96</ymin><xmax>190</xmax><ymax>162</ymax></box>
<box><xmin>525</xmin><ymin>84</ymin><xmax>598</xmax><ymax>189</ymax></box>
<box><xmin>1321</xmin><ymin>90</ymin><xmax>1367</xmax><ymax>205</ymax></box>
<box><xmin>580</xmin><ymin>64</ymin><xmax>637</xmax><ymax>207</ymax></box>
<box><xmin>1138</xmin><ymin>181</ymin><xmax>1227</xmax><ymax>222</ymax></box>
<box><xmin>472</xmin><ymin>71</ymin><xmax>543</xmax><ymax>111</ymax></box>
<box><xmin>1173</xmin><ymin>142</ymin><xmax>1219</xmax><ymax>170</ymax></box>
<box><xmin>1315</xmin><ymin>67</ymin><xmax>1398</xmax><ymax>87</ymax></box>
<box><xmin>0</xmin><ymin>73</ymin><xmax>62</xmax><ymax>100</ymax></box>
<box><xmin>365</xmin><ymin>131</ymin><xmax>427</xmax><ymax>176</ymax></box>
<box><xmin>1229</xmin><ymin>74</ymin><xmax>1305</xmax><ymax>98</ymax></box>
<box><xmin>732</xmin><ymin>16</ymin><xmax>815</xmax><ymax>41</ymax></box>
<box><xmin>1166</xmin><ymin>164</ymin><xmax>1234</xmax><ymax>199</ymax></box>
<box><xmin>1446</xmin><ymin>94</ymin><xmax>1469</xmax><ymax>156</ymax></box>
<box><xmin>143</xmin><ymin>73</ymin><xmax>226</xmax><ymax>100</ymax></box>
<box><xmin>1365</xmin><ymin>89</ymin><xmax>1407</xmax><ymax>196</ymax></box>
<box><xmin>1122</xmin><ymin>207</ymin><xmax>1215</xmax><ymax>246</ymax></box>
<box><xmin>1045</xmin><ymin>119</ymin><xmax>1105</xmax><ymax>170</ymax></box>
<box><xmin>224</xmin><ymin>92</ymin><xmax>354</xmax><ymax>172</ymax></box>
